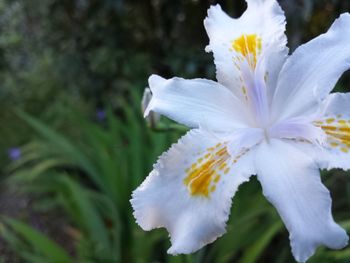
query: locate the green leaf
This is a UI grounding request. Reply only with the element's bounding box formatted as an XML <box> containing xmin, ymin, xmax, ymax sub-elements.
<box><xmin>239</xmin><ymin>221</ymin><xmax>283</xmax><ymax>263</ymax></box>
<box><xmin>15</xmin><ymin>110</ymin><xmax>105</xmax><ymax>191</ymax></box>
<box><xmin>56</xmin><ymin>176</ymin><xmax>112</xmax><ymax>258</ymax></box>
<box><xmin>2</xmin><ymin>218</ymin><xmax>74</xmax><ymax>263</ymax></box>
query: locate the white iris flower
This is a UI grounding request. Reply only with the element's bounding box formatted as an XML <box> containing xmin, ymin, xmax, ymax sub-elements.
<box><xmin>131</xmin><ymin>1</ymin><xmax>350</xmax><ymax>262</ymax></box>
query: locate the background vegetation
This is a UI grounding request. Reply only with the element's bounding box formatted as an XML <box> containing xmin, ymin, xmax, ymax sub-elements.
<box><xmin>0</xmin><ymin>0</ymin><xmax>350</xmax><ymax>262</ymax></box>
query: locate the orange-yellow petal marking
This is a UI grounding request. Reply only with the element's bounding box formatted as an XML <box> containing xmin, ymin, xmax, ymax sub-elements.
<box><xmin>183</xmin><ymin>144</ymin><xmax>230</xmax><ymax>198</ymax></box>
<box><xmin>315</xmin><ymin>117</ymin><xmax>350</xmax><ymax>152</ymax></box>
<box><xmin>231</xmin><ymin>34</ymin><xmax>262</xmax><ymax>68</ymax></box>
<box><xmin>183</xmin><ymin>144</ymin><xmax>251</xmax><ymax>198</ymax></box>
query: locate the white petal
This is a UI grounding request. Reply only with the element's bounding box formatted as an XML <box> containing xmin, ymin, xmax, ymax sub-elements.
<box><xmin>269</xmin><ymin>117</ymin><xmax>326</xmax><ymax>145</ymax></box>
<box><xmin>222</xmin><ymin>127</ymin><xmax>264</xmax><ymax>156</ymax></box>
<box><xmin>272</xmin><ymin>13</ymin><xmax>350</xmax><ymax>121</ymax></box>
<box><xmin>313</xmin><ymin>92</ymin><xmax>350</xmax><ymax>170</ymax></box>
<box><xmin>145</xmin><ymin>75</ymin><xmax>251</xmax><ymax>130</ymax></box>
<box><xmin>204</xmin><ymin>1</ymin><xmax>288</xmax><ymax>103</ymax></box>
<box><xmin>131</xmin><ymin>129</ymin><xmax>256</xmax><ymax>254</ymax></box>
<box><xmin>255</xmin><ymin>139</ymin><xmax>348</xmax><ymax>263</ymax></box>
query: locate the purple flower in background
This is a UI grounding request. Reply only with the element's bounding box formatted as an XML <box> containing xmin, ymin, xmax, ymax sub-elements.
<box><xmin>96</xmin><ymin>108</ymin><xmax>106</xmax><ymax>121</ymax></box>
<box><xmin>7</xmin><ymin>147</ymin><xmax>21</xmax><ymax>161</ymax></box>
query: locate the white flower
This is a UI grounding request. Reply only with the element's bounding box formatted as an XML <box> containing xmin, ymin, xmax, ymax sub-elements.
<box><xmin>130</xmin><ymin>1</ymin><xmax>350</xmax><ymax>262</ymax></box>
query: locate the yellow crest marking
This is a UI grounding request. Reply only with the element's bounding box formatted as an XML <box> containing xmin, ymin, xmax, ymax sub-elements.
<box><xmin>315</xmin><ymin>117</ymin><xmax>350</xmax><ymax>152</ymax></box>
<box><xmin>183</xmin><ymin>144</ymin><xmax>250</xmax><ymax>198</ymax></box>
<box><xmin>183</xmin><ymin>144</ymin><xmax>230</xmax><ymax>198</ymax></box>
<box><xmin>231</xmin><ymin>34</ymin><xmax>262</xmax><ymax>68</ymax></box>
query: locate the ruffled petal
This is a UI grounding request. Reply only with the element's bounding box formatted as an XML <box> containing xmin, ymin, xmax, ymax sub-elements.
<box><xmin>272</xmin><ymin>13</ymin><xmax>350</xmax><ymax>121</ymax></box>
<box><xmin>313</xmin><ymin>93</ymin><xmax>350</xmax><ymax>170</ymax></box>
<box><xmin>255</xmin><ymin>139</ymin><xmax>348</xmax><ymax>263</ymax></box>
<box><xmin>131</xmin><ymin>129</ymin><xmax>256</xmax><ymax>254</ymax></box>
<box><xmin>145</xmin><ymin>75</ymin><xmax>252</xmax><ymax>130</ymax></box>
<box><xmin>204</xmin><ymin>1</ymin><xmax>288</xmax><ymax>104</ymax></box>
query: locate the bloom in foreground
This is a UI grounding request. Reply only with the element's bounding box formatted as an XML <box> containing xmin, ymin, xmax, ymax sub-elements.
<box><xmin>131</xmin><ymin>1</ymin><xmax>350</xmax><ymax>262</ymax></box>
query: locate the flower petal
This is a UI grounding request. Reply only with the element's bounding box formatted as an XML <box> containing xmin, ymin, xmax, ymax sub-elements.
<box><xmin>255</xmin><ymin>139</ymin><xmax>348</xmax><ymax>263</ymax></box>
<box><xmin>272</xmin><ymin>13</ymin><xmax>350</xmax><ymax>121</ymax></box>
<box><xmin>145</xmin><ymin>75</ymin><xmax>251</xmax><ymax>130</ymax></box>
<box><xmin>314</xmin><ymin>92</ymin><xmax>350</xmax><ymax>170</ymax></box>
<box><xmin>221</xmin><ymin>127</ymin><xmax>264</xmax><ymax>156</ymax></box>
<box><xmin>204</xmin><ymin>1</ymin><xmax>288</xmax><ymax>103</ymax></box>
<box><xmin>269</xmin><ymin>117</ymin><xmax>326</xmax><ymax>145</ymax></box>
<box><xmin>131</xmin><ymin>129</ymin><xmax>256</xmax><ymax>254</ymax></box>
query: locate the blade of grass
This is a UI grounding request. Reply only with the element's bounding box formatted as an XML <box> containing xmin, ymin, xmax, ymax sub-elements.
<box><xmin>2</xmin><ymin>217</ymin><xmax>74</xmax><ymax>263</ymax></box>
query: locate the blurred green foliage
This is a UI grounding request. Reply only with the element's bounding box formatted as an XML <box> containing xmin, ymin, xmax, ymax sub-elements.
<box><xmin>2</xmin><ymin>92</ymin><xmax>180</xmax><ymax>262</ymax></box>
<box><xmin>1</xmin><ymin>0</ymin><xmax>350</xmax><ymax>262</ymax></box>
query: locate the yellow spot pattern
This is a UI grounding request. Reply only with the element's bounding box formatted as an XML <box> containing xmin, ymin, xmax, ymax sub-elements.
<box><xmin>231</xmin><ymin>34</ymin><xmax>262</xmax><ymax>69</ymax></box>
<box><xmin>183</xmin><ymin>144</ymin><xmax>250</xmax><ymax>198</ymax></box>
<box><xmin>183</xmin><ymin>144</ymin><xmax>229</xmax><ymax>198</ymax></box>
<box><xmin>315</xmin><ymin>116</ymin><xmax>350</xmax><ymax>153</ymax></box>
